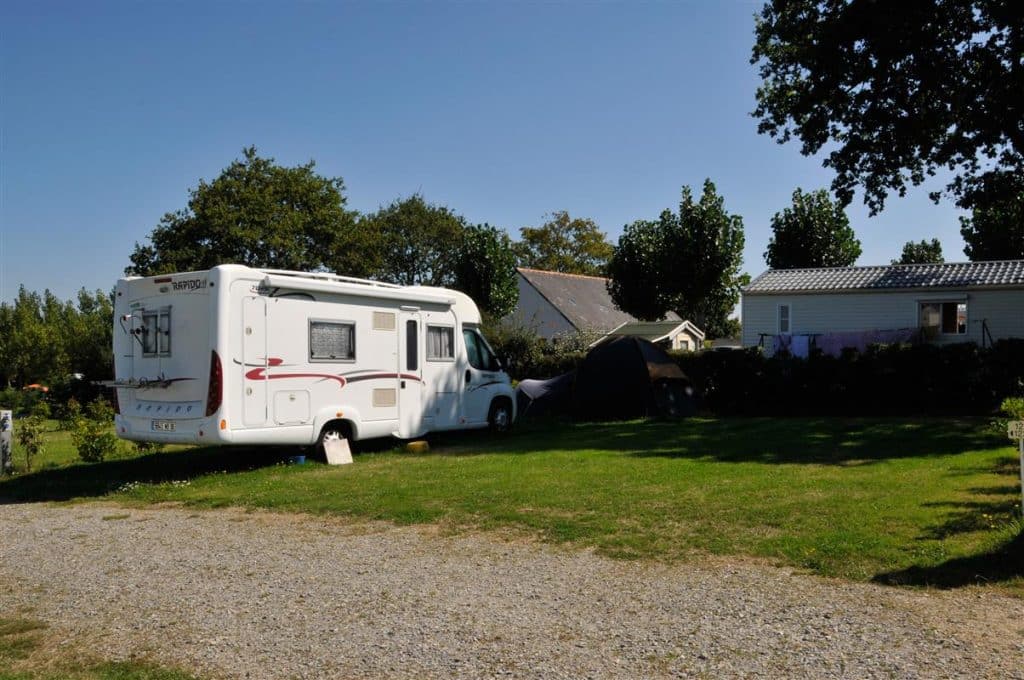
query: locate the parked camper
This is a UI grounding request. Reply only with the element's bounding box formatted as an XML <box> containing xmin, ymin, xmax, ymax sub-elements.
<box><xmin>112</xmin><ymin>265</ymin><xmax>516</xmax><ymax>454</ymax></box>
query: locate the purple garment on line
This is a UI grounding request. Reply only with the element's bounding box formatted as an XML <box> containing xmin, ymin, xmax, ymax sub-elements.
<box><xmin>814</xmin><ymin>329</ymin><xmax>916</xmax><ymax>357</ymax></box>
<box><xmin>790</xmin><ymin>335</ymin><xmax>811</xmax><ymax>358</ymax></box>
<box><xmin>773</xmin><ymin>334</ymin><xmax>792</xmax><ymax>355</ymax></box>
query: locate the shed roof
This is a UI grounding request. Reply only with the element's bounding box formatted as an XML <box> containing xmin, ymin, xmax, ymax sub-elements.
<box><xmin>745</xmin><ymin>260</ymin><xmax>1024</xmax><ymax>294</ymax></box>
<box><xmin>609</xmin><ymin>320</ymin><xmax>703</xmax><ymax>341</ymax></box>
<box><xmin>517</xmin><ymin>267</ymin><xmax>678</xmax><ymax>332</ymax></box>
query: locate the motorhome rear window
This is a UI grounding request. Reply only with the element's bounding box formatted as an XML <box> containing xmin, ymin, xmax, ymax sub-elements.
<box><xmin>141</xmin><ymin>309</ymin><xmax>171</xmax><ymax>357</ymax></box>
<box><xmin>310</xmin><ymin>321</ymin><xmax>355</xmax><ymax>361</ymax></box>
<box><xmin>426</xmin><ymin>326</ymin><xmax>454</xmax><ymax>360</ymax></box>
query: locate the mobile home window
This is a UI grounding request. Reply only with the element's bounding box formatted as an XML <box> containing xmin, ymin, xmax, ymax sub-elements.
<box><xmin>426</xmin><ymin>326</ymin><xmax>455</xmax><ymax>360</ymax></box>
<box><xmin>920</xmin><ymin>302</ymin><xmax>967</xmax><ymax>335</ymax></box>
<box><xmin>310</xmin><ymin>321</ymin><xmax>355</xmax><ymax>361</ymax></box>
<box><xmin>778</xmin><ymin>304</ymin><xmax>791</xmax><ymax>334</ymax></box>
<box><xmin>141</xmin><ymin>309</ymin><xmax>171</xmax><ymax>357</ymax></box>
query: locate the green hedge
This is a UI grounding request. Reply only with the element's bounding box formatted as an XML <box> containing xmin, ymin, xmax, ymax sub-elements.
<box><xmin>509</xmin><ymin>339</ymin><xmax>1024</xmax><ymax>416</ymax></box>
<box><xmin>678</xmin><ymin>341</ymin><xmax>1024</xmax><ymax>415</ymax></box>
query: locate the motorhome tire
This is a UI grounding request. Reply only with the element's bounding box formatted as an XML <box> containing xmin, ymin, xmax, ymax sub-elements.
<box><xmin>488</xmin><ymin>398</ymin><xmax>512</xmax><ymax>433</ymax></box>
<box><xmin>316</xmin><ymin>422</ymin><xmax>351</xmax><ymax>458</ymax></box>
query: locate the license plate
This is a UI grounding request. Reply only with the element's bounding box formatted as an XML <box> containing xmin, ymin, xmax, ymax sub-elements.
<box><xmin>152</xmin><ymin>420</ymin><xmax>175</xmax><ymax>432</ymax></box>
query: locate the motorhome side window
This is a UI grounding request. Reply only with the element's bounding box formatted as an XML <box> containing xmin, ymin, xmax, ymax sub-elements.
<box><xmin>141</xmin><ymin>309</ymin><xmax>171</xmax><ymax>357</ymax></box>
<box><xmin>463</xmin><ymin>329</ymin><xmax>498</xmax><ymax>371</ymax></box>
<box><xmin>426</xmin><ymin>326</ymin><xmax>455</xmax><ymax>360</ymax></box>
<box><xmin>310</xmin><ymin>320</ymin><xmax>355</xmax><ymax>361</ymax></box>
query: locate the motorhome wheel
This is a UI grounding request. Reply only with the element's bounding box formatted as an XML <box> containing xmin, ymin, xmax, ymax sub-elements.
<box><xmin>488</xmin><ymin>399</ymin><xmax>512</xmax><ymax>433</ymax></box>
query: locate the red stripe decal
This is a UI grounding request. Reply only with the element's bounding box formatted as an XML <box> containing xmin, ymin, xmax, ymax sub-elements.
<box><xmin>244</xmin><ymin>367</ymin><xmax>347</xmax><ymax>388</ymax></box>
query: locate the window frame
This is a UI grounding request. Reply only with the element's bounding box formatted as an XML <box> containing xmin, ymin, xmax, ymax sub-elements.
<box><xmin>777</xmin><ymin>304</ymin><xmax>791</xmax><ymax>335</ymax></box>
<box><xmin>463</xmin><ymin>328</ymin><xmax>500</xmax><ymax>372</ymax></box>
<box><xmin>141</xmin><ymin>307</ymin><xmax>172</xmax><ymax>358</ymax></box>
<box><xmin>919</xmin><ymin>300</ymin><xmax>968</xmax><ymax>336</ymax></box>
<box><xmin>308</xmin><ymin>318</ymin><xmax>357</xmax><ymax>363</ymax></box>
<box><xmin>405</xmin><ymin>319</ymin><xmax>418</xmax><ymax>372</ymax></box>
<box><xmin>426</xmin><ymin>324</ymin><xmax>456</xmax><ymax>362</ymax></box>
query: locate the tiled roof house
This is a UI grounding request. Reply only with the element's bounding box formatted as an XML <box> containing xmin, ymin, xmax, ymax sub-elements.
<box><xmin>742</xmin><ymin>260</ymin><xmax>1024</xmax><ymax>353</ymax></box>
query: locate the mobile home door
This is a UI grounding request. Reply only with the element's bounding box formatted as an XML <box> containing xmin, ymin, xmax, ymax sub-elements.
<box><xmin>398</xmin><ymin>312</ymin><xmax>425</xmax><ymax>438</ymax></box>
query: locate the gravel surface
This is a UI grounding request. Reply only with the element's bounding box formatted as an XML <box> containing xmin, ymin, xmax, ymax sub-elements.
<box><xmin>1</xmin><ymin>503</ymin><xmax>1021</xmax><ymax>679</ymax></box>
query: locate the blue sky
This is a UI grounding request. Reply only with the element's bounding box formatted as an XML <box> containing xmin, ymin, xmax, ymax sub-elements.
<box><xmin>1</xmin><ymin>1</ymin><xmax>964</xmax><ymax>304</ymax></box>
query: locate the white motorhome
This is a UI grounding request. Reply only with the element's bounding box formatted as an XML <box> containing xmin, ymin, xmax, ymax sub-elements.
<box><xmin>112</xmin><ymin>265</ymin><xmax>516</xmax><ymax>453</ymax></box>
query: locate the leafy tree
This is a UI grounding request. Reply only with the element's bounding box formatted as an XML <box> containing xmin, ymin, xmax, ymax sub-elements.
<box><xmin>127</xmin><ymin>146</ymin><xmax>363</xmax><ymax>276</ymax></box>
<box><xmin>893</xmin><ymin>239</ymin><xmax>945</xmax><ymax>265</ymax></box>
<box><xmin>608</xmin><ymin>180</ymin><xmax>747</xmax><ymax>338</ymax></box>
<box><xmin>1</xmin><ymin>287</ymin><xmax>66</xmax><ymax>387</ymax></box>
<box><xmin>360</xmin><ymin>194</ymin><xmax>466</xmax><ymax>286</ymax></box>
<box><xmin>752</xmin><ymin>1</ymin><xmax>1024</xmax><ymax>213</ymax></box>
<box><xmin>959</xmin><ymin>171</ymin><xmax>1024</xmax><ymax>261</ymax></box>
<box><xmin>0</xmin><ymin>287</ymin><xmax>113</xmax><ymax>388</ymax></box>
<box><xmin>66</xmin><ymin>289</ymin><xmax>114</xmax><ymax>382</ymax></box>
<box><xmin>514</xmin><ymin>211</ymin><xmax>614</xmax><ymax>276</ymax></box>
<box><xmin>452</xmin><ymin>224</ymin><xmax>519</xmax><ymax>318</ymax></box>
<box><xmin>764</xmin><ymin>189</ymin><xmax>861</xmax><ymax>269</ymax></box>
<box><xmin>606</xmin><ymin>219</ymin><xmax>671</xmax><ymax>322</ymax></box>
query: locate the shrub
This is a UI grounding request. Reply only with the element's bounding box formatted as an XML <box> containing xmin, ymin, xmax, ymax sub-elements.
<box><xmin>483</xmin><ymin>319</ymin><xmax>546</xmax><ymax>379</ymax></box>
<box><xmin>673</xmin><ymin>340</ymin><xmax>1024</xmax><ymax>416</ymax></box>
<box><xmin>483</xmin><ymin>320</ymin><xmax>595</xmax><ymax>380</ymax></box>
<box><xmin>1001</xmin><ymin>397</ymin><xmax>1024</xmax><ymax>420</ymax></box>
<box><xmin>29</xmin><ymin>400</ymin><xmax>51</xmax><ymax>419</ymax></box>
<box><xmin>57</xmin><ymin>397</ymin><xmax>82</xmax><ymax>431</ymax></box>
<box><xmin>71</xmin><ymin>399</ymin><xmax>119</xmax><ymax>463</ymax></box>
<box><xmin>510</xmin><ymin>338</ymin><xmax>1024</xmax><ymax>416</ymax></box>
<box><xmin>0</xmin><ymin>387</ymin><xmax>23</xmax><ymax>413</ymax></box>
<box><xmin>133</xmin><ymin>440</ymin><xmax>165</xmax><ymax>455</ymax></box>
<box><xmin>15</xmin><ymin>416</ymin><xmax>45</xmax><ymax>472</ymax></box>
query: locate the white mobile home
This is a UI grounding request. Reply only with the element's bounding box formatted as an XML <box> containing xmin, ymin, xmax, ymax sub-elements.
<box><xmin>742</xmin><ymin>260</ymin><xmax>1024</xmax><ymax>355</ymax></box>
<box><xmin>113</xmin><ymin>265</ymin><xmax>516</xmax><ymax>453</ymax></box>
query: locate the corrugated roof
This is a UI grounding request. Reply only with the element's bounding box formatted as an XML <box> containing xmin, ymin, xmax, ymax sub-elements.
<box><xmin>517</xmin><ymin>267</ymin><xmax>679</xmax><ymax>331</ymax></box>
<box><xmin>745</xmin><ymin>260</ymin><xmax>1024</xmax><ymax>294</ymax></box>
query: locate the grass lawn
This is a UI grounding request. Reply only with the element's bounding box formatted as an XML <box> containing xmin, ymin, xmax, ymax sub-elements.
<box><xmin>0</xmin><ymin>615</ymin><xmax>199</xmax><ymax>680</ymax></box>
<box><xmin>1</xmin><ymin>417</ymin><xmax>1021</xmax><ymax>592</ymax></box>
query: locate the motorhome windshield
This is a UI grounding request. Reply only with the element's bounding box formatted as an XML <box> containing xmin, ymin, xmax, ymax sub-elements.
<box><xmin>463</xmin><ymin>329</ymin><xmax>501</xmax><ymax>372</ymax></box>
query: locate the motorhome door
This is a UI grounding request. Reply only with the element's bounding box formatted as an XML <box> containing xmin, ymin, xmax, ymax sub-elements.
<box><xmin>242</xmin><ymin>296</ymin><xmax>268</xmax><ymax>426</ymax></box>
<box><xmin>397</xmin><ymin>311</ymin><xmax>426</xmax><ymax>438</ymax></box>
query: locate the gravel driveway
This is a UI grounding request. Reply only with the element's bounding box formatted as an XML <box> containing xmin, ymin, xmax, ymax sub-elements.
<box><xmin>1</xmin><ymin>503</ymin><xmax>1021</xmax><ymax>679</ymax></box>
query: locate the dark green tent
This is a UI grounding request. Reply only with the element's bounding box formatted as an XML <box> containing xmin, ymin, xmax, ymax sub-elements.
<box><xmin>572</xmin><ymin>336</ymin><xmax>696</xmax><ymax>420</ymax></box>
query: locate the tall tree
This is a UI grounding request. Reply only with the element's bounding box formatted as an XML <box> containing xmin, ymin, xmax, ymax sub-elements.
<box><xmin>514</xmin><ymin>211</ymin><xmax>614</xmax><ymax>276</ymax></box>
<box><xmin>452</xmin><ymin>224</ymin><xmax>519</xmax><ymax>318</ymax></box>
<box><xmin>127</xmin><ymin>146</ymin><xmax>363</xmax><ymax>276</ymax></box>
<box><xmin>608</xmin><ymin>180</ymin><xmax>747</xmax><ymax>337</ymax></box>
<box><xmin>360</xmin><ymin>194</ymin><xmax>467</xmax><ymax>287</ymax></box>
<box><xmin>752</xmin><ymin>1</ymin><xmax>1024</xmax><ymax>214</ymax></box>
<box><xmin>764</xmin><ymin>188</ymin><xmax>861</xmax><ymax>269</ymax></box>
<box><xmin>893</xmin><ymin>239</ymin><xmax>945</xmax><ymax>265</ymax></box>
<box><xmin>0</xmin><ymin>287</ymin><xmax>116</xmax><ymax>388</ymax></box>
<box><xmin>0</xmin><ymin>287</ymin><xmax>69</xmax><ymax>386</ymax></box>
<box><xmin>66</xmin><ymin>289</ymin><xmax>115</xmax><ymax>382</ymax></box>
<box><xmin>959</xmin><ymin>171</ymin><xmax>1024</xmax><ymax>261</ymax></box>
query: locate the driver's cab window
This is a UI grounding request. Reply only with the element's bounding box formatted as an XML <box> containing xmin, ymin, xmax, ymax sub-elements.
<box><xmin>463</xmin><ymin>329</ymin><xmax>499</xmax><ymax>371</ymax></box>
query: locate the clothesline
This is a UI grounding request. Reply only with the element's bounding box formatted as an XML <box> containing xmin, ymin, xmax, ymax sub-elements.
<box><xmin>759</xmin><ymin>328</ymin><xmax>920</xmax><ymax>358</ymax></box>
